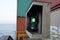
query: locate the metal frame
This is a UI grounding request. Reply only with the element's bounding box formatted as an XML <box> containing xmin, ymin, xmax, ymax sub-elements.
<box><xmin>26</xmin><ymin>1</ymin><xmax>50</xmax><ymax>39</ymax></box>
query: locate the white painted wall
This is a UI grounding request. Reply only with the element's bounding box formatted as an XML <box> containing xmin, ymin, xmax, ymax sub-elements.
<box><xmin>50</xmin><ymin>8</ymin><xmax>60</xmax><ymax>39</ymax></box>
<box><xmin>50</xmin><ymin>8</ymin><xmax>60</xmax><ymax>36</ymax></box>
<box><xmin>51</xmin><ymin>8</ymin><xmax>60</xmax><ymax>27</ymax></box>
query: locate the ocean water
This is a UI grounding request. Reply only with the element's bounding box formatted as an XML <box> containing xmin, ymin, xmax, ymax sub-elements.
<box><xmin>0</xmin><ymin>24</ymin><xmax>16</xmax><ymax>40</ymax></box>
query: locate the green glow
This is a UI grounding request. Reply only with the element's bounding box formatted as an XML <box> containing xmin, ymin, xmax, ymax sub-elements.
<box><xmin>31</xmin><ymin>18</ymin><xmax>35</xmax><ymax>22</ymax></box>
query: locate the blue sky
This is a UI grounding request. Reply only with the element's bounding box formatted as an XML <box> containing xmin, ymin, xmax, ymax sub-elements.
<box><xmin>0</xmin><ymin>0</ymin><xmax>17</xmax><ymax>31</ymax></box>
<box><xmin>0</xmin><ymin>0</ymin><xmax>17</xmax><ymax>24</ymax></box>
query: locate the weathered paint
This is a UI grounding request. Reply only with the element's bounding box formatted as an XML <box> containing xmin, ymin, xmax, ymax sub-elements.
<box><xmin>17</xmin><ymin>17</ymin><xmax>27</xmax><ymax>39</ymax></box>
<box><xmin>17</xmin><ymin>17</ymin><xmax>26</xmax><ymax>34</ymax></box>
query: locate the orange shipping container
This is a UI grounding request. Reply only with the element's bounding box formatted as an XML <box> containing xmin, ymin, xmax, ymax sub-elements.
<box><xmin>17</xmin><ymin>17</ymin><xmax>26</xmax><ymax>34</ymax></box>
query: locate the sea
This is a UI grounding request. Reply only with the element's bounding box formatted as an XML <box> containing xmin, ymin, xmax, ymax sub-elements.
<box><xmin>0</xmin><ymin>24</ymin><xmax>16</xmax><ymax>40</ymax></box>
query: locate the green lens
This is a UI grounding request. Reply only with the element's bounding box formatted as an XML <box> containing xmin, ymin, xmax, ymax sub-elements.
<box><xmin>31</xmin><ymin>18</ymin><xmax>35</xmax><ymax>22</ymax></box>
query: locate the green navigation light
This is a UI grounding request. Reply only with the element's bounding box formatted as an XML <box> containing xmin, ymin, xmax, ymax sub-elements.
<box><xmin>31</xmin><ymin>18</ymin><xmax>35</xmax><ymax>22</ymax></box>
